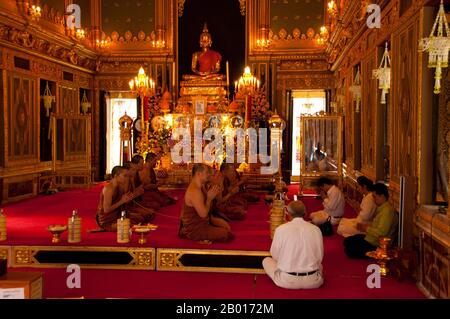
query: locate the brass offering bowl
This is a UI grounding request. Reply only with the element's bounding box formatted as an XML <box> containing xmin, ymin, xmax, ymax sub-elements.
<box><xmin>47</xmin><ymin>224</ymin><xmax>67</xmax><ymax>244</ymax></box>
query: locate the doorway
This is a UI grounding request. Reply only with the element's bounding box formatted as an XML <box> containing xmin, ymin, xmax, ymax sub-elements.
<box><xmin>106</xmin><ymin>97</ymin><xmax>137</xmax><ymax>174</ymax></box>
<box><xmin>291</xmin><ymin>90</ymin><xmax>326</xmax><ymax>178</ymax></box>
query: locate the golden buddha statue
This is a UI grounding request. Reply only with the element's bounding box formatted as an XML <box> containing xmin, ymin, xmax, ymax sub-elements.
<box><xmin>183</xmin><ymin>23</ymin><xmax>224</xmax><ymax>81</ymax></box>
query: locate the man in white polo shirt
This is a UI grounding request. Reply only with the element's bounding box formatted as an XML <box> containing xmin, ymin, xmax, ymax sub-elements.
<box><xmin>262</xmin><ymin>200</ymin><xmax>324</xmax><ymax>289</ymax></box>
<box><xmin>310</xmin><ymin>177</ymin><xmax>345</xmax><ymax>226</ymax></box>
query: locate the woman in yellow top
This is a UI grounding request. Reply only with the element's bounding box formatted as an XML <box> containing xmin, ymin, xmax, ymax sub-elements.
<box><xmin>343</xmin><ymin>183</ymin><xmax>398</xmax><ymax>259</ymax></box>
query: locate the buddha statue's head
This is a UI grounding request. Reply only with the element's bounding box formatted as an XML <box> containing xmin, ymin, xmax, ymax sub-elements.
<box><xmin>199</xmin><ymin>23</ymin><xmax>212</xmax><ymax>49</ymax></box>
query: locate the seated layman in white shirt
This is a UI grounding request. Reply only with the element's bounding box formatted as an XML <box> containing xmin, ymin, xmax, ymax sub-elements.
<box><xmin>337</xmin><ymin>176</ymin><xmax>377</xmax><ymax>237</ymax></box>
<box><xmin>262</xmin><ymin>201</ymin><xmax>324</xmax><ymax>289</ymax></box>
<box><xmin>310</xmin><ymin>177</ymin><xmax>345</xmax><ymax>226</ymax></box>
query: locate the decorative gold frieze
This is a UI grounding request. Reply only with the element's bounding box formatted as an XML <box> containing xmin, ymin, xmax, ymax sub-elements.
<box><xmin>0</xmin><ymin>246</ymin><xmax>10</xmax><ymax>261</ymax></box>
<box><xmin>159</xmin><ymin>252</ymin><xmax>181</xmax><ymax>268</ymax></box>
<box><xmin>130</xmin><ymin>250</ymin><xmax>154</xmax><ymax>268</ymax></box>
<box><xmin>98</xmin><ymin>78</ymin><xmax>134</xmax><ymax>91</ymax></box>
<box><xmin>279</xmin><ymin>60</ymin><xmax>329</xmax><ymax>72</ymax></box>
<box><xmin>277</xmin><ymin>74</ymin><xmax>335</xmax><ymax>90</ymax></box>
<box><xmin>157</xmin><ymin>248</ymin><xmax>269</xmax><ymax>273</ymax></box>
<box><xmin>15</xmin><ymin>247</ymin><xmax>33</xmax><ymax>265</ymax></box>
<box><xmin>0</xmin><ymin>24</ymin><xmax>97</xmax><ymax>71</ymax></box>
<box><xmin>11</xmin><ymin>246</ymin><xmax>155</xmax><ymax>270</ymax></box>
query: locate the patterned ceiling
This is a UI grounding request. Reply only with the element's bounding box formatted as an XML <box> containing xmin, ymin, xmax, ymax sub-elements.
<box><xmin>270</xmin><ymin>0</ymin><xmax>325</xmax><ymax>39</ymax></box>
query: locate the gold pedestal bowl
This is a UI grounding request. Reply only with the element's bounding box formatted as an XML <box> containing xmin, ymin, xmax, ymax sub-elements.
<box><xmin>132</xmin><ymin>224</ymin><xmax>158</xmax><ymax>245</ymax></box>
<box><xmin>47</xmin><ymin>224</ymin><xmax>67</xmax><ymax>244</ymax></box>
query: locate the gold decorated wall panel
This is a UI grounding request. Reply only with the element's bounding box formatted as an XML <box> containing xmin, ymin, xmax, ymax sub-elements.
<box><xmin>360</xmin><ymin>50</ymin><xmax>377</xmax><ymax>181</ymax></box>
<box><xmin>390</xmin><ymin>14</ymin><xmax>419</xmax><ymax>187</ymax></box>
<box><xmin>6</xmin><ymin>73</ymin><xmax>38</xmax><ymax>164</ymax></box>
<box><xmin>59</xmin><ymin>85</ymin><xmax>79</xmax><ymax>115</ymax></box>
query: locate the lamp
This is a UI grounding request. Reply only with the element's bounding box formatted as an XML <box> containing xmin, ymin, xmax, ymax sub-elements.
<box><xmin>29</xmin><ymin>4</ymin><xmax>41</xmax><ymax>21</ymax></box>
<box><xmin>152</xmin><ymin>40</ymin><xmax>166</xmax><ymax>49</ymax></box>
<box><xmin>419</xmin><ymin>0</ymin><xmax>450</xmax><ymax>94</ymax></box>
<box><xmin>372</xmin><ymin>43</ymin><xmax>391</xmax><ymax>104</ymax></box>
<box><xmin>327</xmin><ymin>1</ymin><xmax>338</xmax><ymax>16</ymax></box>
<box><xmin>129</xmin><ymin>66</ymin><xmax>156</xmax><ymax>155</ymax></box>
<box><xmin>75</xmin><ymin>28</ymin><xmax>86</xmax><ymax>40</ymax></box>
<box><xmin>349</xmin><ymin>66</ymin><xmax>362</xmax><ymax>113</ymax></box>
<box><xmin>81</xmin><ymin>91</ymin><xmax>91</xmax><ymax>114</ymax></box>
<box><xmin>235</xmin><ymin>67</ymin><xmax>260</xmax><ymax>127</ymax></box>
<box><xmin>96</xmin><ymin>39</ymin><xmax>109</xmax><ymax>49</ymax></box>
<box><xmin>41</xmin><ymin>82</ymin><xmax>55</xmax><ymax>117</ymax></box>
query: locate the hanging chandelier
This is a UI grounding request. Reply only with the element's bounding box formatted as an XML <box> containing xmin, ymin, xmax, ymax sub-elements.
<box><xmin>418</xmin><ymin>0</ymin><xmax>450</xmax><ymax>94</ymax></box>
<box><xmin>41</xmin><ymin>81</ymin><xmax>55</xmax><ymax>117</ymax></box>
<box><xmin>349</xmin><ymin>66</ymin><xmax>361</xmax><ymax>113</ymax></box>
<box><xmin>372</xmin><ymin>43</ymin><xmax>391</xmax><ymax>104</ymax></box>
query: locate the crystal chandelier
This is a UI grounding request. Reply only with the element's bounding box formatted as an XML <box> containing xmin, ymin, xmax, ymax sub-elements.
<box><xmin>349</xmin><ymin>66</ymin><xmax>362</xmax><ymax>113</ymax></box>
<box><xmin>372</xmin><ymin>43</ymin><xmax>391</xmax><ymax>104</ymax></box>
<box><xmin>418</xmin><ymin>0</ymin><xmax>450</xmax><ymax>94</ymax></box>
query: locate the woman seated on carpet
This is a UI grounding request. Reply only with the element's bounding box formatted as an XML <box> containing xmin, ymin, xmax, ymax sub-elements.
<box><xmin>337</xmin><ymin>176</ymin><xmax>377</xmax><ymax>237</ymax></box>
<box><xmin>140</xmin><ymin>152</ymin><xmax>176</xmax><ymax>208</ymax></box>
<box><xmin>179</xmin><ymin>164</ymin><xmax>234</xmax><ymax>243</ymax></box>
<box><xmin>96</xmin><ymin>166</ymin><xmax>155</xmax><ymax>231</ymax></box>
<box><xmin>343</xmin><ymin>183</ymin><xmax>398</xmax><ymax>259</ymax></box>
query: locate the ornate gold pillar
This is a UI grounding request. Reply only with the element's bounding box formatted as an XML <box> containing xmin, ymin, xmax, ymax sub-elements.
<box><xmin>258</xmin><ymin>0</ymin><xmax>270</xmax><ymax>46</ymax></box>
<box><xmin>90</xmin><ymin>0</ymin><xmax>102</xmax><ymax>43</ymax></box>
<box><xmin>155</xmin><ymin>0</ymin><xmax>166</xmax><ymax>47</ymax></box>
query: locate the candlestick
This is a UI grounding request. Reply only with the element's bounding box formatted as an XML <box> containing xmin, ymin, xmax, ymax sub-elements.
<box><xmin>226</xmin><ymin>61</ymin><xmax>230</xmax><ymax>89</ymax></box>
<box><xmin>172</xmin><ymin>62</ymin><xmax>176</xmax><ymax>88</ymax></box>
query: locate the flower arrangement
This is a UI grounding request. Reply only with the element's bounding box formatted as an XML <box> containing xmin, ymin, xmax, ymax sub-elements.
<box><xmin>147</xmin><ymin>91</ymin><xmax>163</xmax><ymax>118</ymax></box>
<box><xmin>148</xmin><ymin>127</ymin><xmax>172</xmax><ymax>153</ymax></box>
<box><xmin>250</xmin><ymin>88</ymin><xmax>272</xmax><ymax>124</ymax></box>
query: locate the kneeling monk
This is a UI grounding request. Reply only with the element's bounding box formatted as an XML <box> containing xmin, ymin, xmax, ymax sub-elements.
<box><xmin>179</xmin><ymin>164</ymin><xmax>234</xmax><ymax>242</ymax></box>
<box><xmin>96</xmin><ymin>166</ymin><xmax>155</xmax><ymax>231</ymax></box>
<box><xmin>140</xmin><ymin>153</ymin><xmax>176</xmax><ymax>207</ymax></box>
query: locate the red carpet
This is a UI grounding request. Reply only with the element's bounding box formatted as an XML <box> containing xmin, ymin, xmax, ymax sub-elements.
<box><xmin>2</xmin><ymin>184</ymin><xmax>425</xmax><ymax>298</ymax></box>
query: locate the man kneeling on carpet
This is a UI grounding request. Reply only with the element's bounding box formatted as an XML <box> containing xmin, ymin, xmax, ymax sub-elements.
<box><xmin>178</xmin><ymin>163</ymin><xmax>234</xmax><ymax>243</ymax></box>
<box><xmin>309</xmin><ymin>177</ymin><xmax>345</xmax><ymax>226</ymax></box>
<box><xmin>263</xmin><ymin>200</ymin><xmax>324</xmax><ymax>289</ymax></box>
<box><xmin>343</xmin><ymin>183</ymin><xmax>398</xmax><ymax>259</ymax></box>
<box><xmin>96</xmin><ymin>165</ymin><xmax>155</xmax><ymax>231</ymax></box>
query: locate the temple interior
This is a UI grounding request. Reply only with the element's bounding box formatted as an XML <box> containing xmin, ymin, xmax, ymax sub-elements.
<box><xmin>0</xmin><ymin>0</ymin><xmax>449</xmax><ymax>300</ymax></box>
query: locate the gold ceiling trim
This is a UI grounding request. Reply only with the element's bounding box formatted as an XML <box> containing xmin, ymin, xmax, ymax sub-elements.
<box><xmin>178</xmin><ymin>0</ymin><xmax>245</xmax><ymax>17</ymax></box>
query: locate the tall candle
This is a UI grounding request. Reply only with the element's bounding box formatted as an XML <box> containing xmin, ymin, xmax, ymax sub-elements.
<box><xmin>172</xmin><ymin>62</ymin><xmax>176</xmax><ymax>88</ymax></box>
<box><xmin>226</xmin><ymin>61</ymin><xmax>230</xmax><ymax>88</ymax></box>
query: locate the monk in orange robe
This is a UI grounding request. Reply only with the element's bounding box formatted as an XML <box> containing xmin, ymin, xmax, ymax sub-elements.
<box><xmin>126</xmin><ymin>155</ymin><xmax>161</xmax><ymax>210</ymax></box>
<box><xmin>140</xmin><ymin>153</ymin><xmax>176</xmax><ymax>207</ymax></box>
<box><xmin>208</xmin><ymin>163</ymin><xmax>247</xmax><ymax>221</ymax></box>
<box><xmin>179</xmin><ymin>164</ymin><xmax>234</xmax><ymax>242</ymax></box>
<box><xmin>96</xmin><ymin>166</ymin><xmax>154</xmax><ymax>231</ymax></box>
